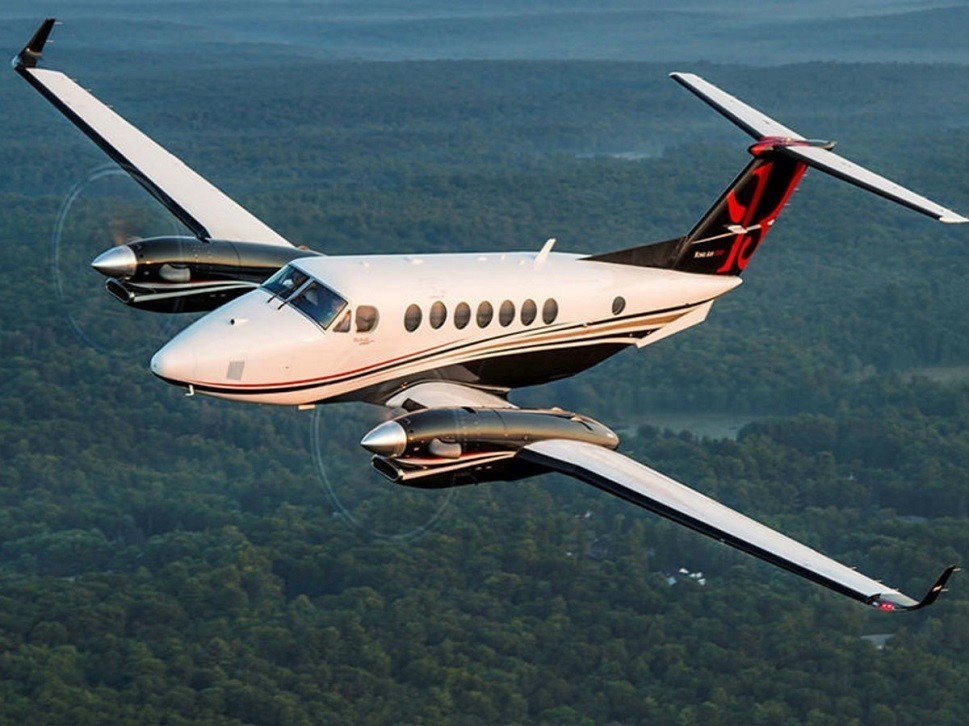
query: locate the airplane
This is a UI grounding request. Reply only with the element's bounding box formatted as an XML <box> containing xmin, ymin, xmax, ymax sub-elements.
<box><xmin>14</xmin><ymin>18</ymin><xmax>961</xmax><ymax>611</ymax></box>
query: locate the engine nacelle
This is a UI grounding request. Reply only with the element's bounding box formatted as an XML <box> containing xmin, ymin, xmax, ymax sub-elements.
<box><xmin>91</xmin><ymin>236</ymin><xmax>316</xmax><ymax>312</ymax></box>
<box><xmin>361</xmin><ymin>406</ymin><xmax>619</xmax><ymax>488</ymax></box>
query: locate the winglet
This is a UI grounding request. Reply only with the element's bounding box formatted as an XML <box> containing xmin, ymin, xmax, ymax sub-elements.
<box><xmin>12</xmin><ymin>18</ymin><xmax>57</xmax><ymax>70</ymax></box>
<box><xmin>868</xmin><ymin>565</ymin><xmax>959</xmax><ymax>612</ymax></box>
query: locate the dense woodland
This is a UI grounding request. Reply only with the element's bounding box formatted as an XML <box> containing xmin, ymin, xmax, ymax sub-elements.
<box><xmin>1</xmin><ymin>55</ymin><xmax>969</xmax><ymax>723</ymax></box>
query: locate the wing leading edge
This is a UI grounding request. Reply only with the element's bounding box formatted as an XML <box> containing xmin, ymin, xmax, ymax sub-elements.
<box><xmin>12</xmin><ymin>18</ymin><xmax>293</xmax><ymax>247</ymax></box>
<box><xmin>519</xmin><ymin>439</ymin><xmax>956</xmax><ymax>611</ymax></box>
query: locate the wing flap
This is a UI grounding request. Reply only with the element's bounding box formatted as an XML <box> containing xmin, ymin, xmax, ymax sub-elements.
<box><xmin>14</xmin><ymin>20</ymin><xmax>293</xmax><ymax>247</ymax></box>
<box><xmin>520</xmin><ymin>439</ymin><xmax>954</xmax><ymax>611</ymax></box>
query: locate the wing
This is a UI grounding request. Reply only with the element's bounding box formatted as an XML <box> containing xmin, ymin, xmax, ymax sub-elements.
<box><xmin>519</xmin><ymin>439</ymin><xmax>956</xmax><ymax>611</ymax></box>
<box><xmin>13</xmin><ymin>18</ymin><xmax>293</xmax><ymax>247</ymax></box>
<box><xmin>372</xmin><ymin>383</ymin><xmax>955</xmax><ymax>611</ymax></box>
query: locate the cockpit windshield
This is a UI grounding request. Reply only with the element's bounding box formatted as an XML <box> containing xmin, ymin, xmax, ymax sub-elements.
<box><xmin>261</xmin><ymin>265</ymin><xmax>348</xmax><ymax>330</ymax></box>
<box><xmin>262</xmin><ymin>264</ymin><xmax>308</xmax><ymax>299</ymax></box>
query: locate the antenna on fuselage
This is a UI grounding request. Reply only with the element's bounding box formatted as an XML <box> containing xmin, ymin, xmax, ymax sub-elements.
<box><xmin>535</xmin><ymin>238</ymin><xmax>556</xmax><ymax>268</ymax></box>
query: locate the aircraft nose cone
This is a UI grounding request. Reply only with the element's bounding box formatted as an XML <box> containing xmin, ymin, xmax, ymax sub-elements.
<box><xmin>150</xmin><ymin>340</ymin><xmax>197</xmax><ymax>385</ymax></box>
<box><xmin>360</xmin><ymin>420</ymin><xmax>407</xmax><ymax>458</ymax></box>
<box><xmin>91</xmin><ymin>245</ymin><xmax>137</xmax><ymax>278</ymax></box>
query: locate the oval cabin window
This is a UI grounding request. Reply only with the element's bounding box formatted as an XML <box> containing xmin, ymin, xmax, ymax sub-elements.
<box><xmin>454</xmin><ymin>302</ymin><xmax>471</xmax><ymax>329</ymax></box>
<box><xmin>521</xmin><ymin>299</ymin><xmax>537</xmax><ymax>325</ymax></box>
<box><xmin>429</xmin><ymin>301</ymin><xmax>447</xmax><ymax>329</ymax></box>
<box><xmin>477</xmin><ymin>301</ymin><xmax>494</xmax><ymax>328</ymax></box>
<box><xmin>542</xmin><ymin>298</ymin><xmax>558</xmax><ymax>325</ymax></box>
<box><xmin>404</xmin><ymin>304</ymin><xmax>422</xmax><ymax>332</ymax></box>
<box><xmin>499</xmin><ymin>300</ymin><xmax>515</xmax><ymax>327</ymax></box>
<box><xmin>612</xmin><ymin>296</ymin><xmax>626</xmax><ymax>315</ymax></box>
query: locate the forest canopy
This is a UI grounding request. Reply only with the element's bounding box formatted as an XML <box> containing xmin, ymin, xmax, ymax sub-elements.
<box><xmin>0</xmin><ymin>55</ymin><xmax>968</xmax><ymax>723</ymax></box>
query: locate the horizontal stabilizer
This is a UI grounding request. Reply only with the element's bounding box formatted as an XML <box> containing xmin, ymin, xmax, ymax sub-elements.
<box><xmin>781</xmin><ymin>144</ymin><xmax>968</xmax><ymax>223</ymax></box>
<box><xmin>671</xmin><ymin>72</ymin><xmax>805</xmax><ymax>141</ymax></box>
<box><xmin>590</xmin><ymin>72</ymin><xmax>968</xmax><ymax>275</ymax></box>
<box><xmin>671</xmin><ymin>71</ymin><xmax>967</xmax><ymax>225</ymax></box>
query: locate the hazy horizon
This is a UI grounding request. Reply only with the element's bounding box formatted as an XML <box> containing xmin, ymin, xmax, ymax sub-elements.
<box><xmin>2</xmin><ymin>0</ymin><xmax>968</xmax><ymax>66</ymax></box>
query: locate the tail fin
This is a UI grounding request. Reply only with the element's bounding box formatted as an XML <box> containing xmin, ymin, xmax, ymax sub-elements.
<box><xmin>586</xmin><ymin>73</ymin><xmax>966</xmax><ymax>276</ymax></box>
<box><xmin>669</xmin><ymin>147</ymin><xmax>809</xmax><ymax>275</ymax></box>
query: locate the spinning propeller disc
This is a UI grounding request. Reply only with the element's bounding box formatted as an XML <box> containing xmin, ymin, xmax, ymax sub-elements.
<box><xmin>51</xmin><ymin>166</ymin><xmax>188</xmax><ymax>356</ymax></box>
<box><xmin>311</xmin><ymin>404</ymin><xmax>456</xmax><ymax>541</ymax></box>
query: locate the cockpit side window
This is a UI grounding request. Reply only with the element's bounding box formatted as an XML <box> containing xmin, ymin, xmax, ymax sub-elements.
<box><xmin>262</xmin><ymin>265</ymin><xmax>350</xmax><ymax>330</ymax></box>
<box><xmin>356</xmin><ymin>305</ymin><xmax>379</xmax><ymax>333</ymax></box>
<box><xmin>333</xmin><ymin>310</ymin><xmax>352</xmax><ymax>333</ymax></box>
<box><xmin>289</xmin><ymin>281</ymin><xmax>348</xmax><ymax>329</ymax></box>
<box><xmin>262</xmin><ymin>264</ymin><xmax>308</xmax><ymax>301</ymax></box>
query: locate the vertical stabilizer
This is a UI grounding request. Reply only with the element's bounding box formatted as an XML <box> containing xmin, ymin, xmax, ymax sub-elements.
<box><xmin>670</xmin><ymin>144</ymin><xmax>809</xmax><ymax>275</ymax></box>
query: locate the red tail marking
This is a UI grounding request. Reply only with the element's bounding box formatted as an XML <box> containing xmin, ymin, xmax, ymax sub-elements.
<box><xmin>717</xmin><ymin>159</ymin><xmax>807</xmax><ymax>274</ymax></box>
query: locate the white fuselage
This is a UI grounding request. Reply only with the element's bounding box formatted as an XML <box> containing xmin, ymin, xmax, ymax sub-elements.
<box><xmin>150</xmin><ymin>250</ymin><xmax>742</xmax><ymax>406</ymax></box>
